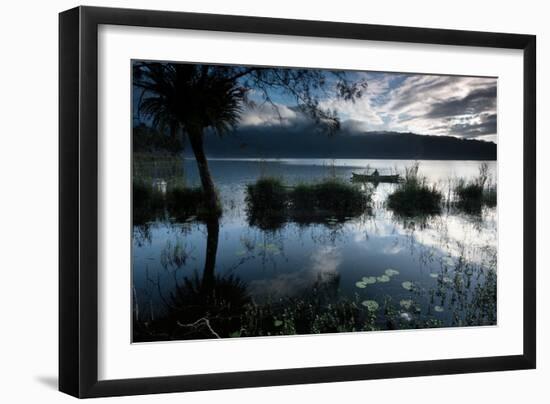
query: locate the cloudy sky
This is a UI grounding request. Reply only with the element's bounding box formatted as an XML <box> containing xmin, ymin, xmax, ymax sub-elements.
<box><xmin>239</xmin><ymin>71</ymin><xmax>497</xmax><ymax>143</ymax></box>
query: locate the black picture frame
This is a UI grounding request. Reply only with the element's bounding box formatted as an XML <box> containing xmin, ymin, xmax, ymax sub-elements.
<box><xmin>59</xmin><ymin>5</ymin><xmax>536</xmax><ymax>398</ymax></box>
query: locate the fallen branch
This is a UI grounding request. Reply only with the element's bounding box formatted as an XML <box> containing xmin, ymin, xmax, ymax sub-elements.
<box><xmin>177</xmin><ymin>317</ymin><xmax>221</xmax><ymax>339</ymax></box>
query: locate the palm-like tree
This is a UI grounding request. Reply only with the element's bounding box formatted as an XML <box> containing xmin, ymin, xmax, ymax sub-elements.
<box><xmin>134</xmin><ymin>63</ymin><xmax>248</xmax><ymax>214</ymax></box>
<box><xmin>134</xmin><ymin>62</ymin><xmax>367</xmax><ymax>215</ymax></box>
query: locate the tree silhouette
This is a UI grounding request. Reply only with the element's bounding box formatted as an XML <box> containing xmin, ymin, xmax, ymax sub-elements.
<box><xmin>133</xmin><ymin>62</ymin><xmax>367</xmax><ymax>215</ymax></box>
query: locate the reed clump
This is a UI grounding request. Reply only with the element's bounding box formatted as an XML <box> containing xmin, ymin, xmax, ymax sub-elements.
<box><xmin>133</xmin><ymin>180</ymin><xmax>219</xmax><ymax>224</ymax></box>
<box><xmin>245</xmin><ymin>177</ymin><xmax>371</xmax><ymax>230</ymax></box>
<box><xmin>454</xmin><ymin>163</ymin><xmax>496</xmax><ymax>213</ymax></box>
<box><xmin>387</xmin><ymin>163</ymin><xmax>442</xmax><ymax>216</ymax></box>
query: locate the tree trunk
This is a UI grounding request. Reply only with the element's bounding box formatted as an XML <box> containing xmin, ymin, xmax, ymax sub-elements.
<box><xmin>201</xmin><ymin>218</ymin><xmax>220</xmax><ymax>292</ymax></box>
<box><xmin>187</xmin><ymin>128</ymin><xmax>221</xmax><ymax>216</ymax></box>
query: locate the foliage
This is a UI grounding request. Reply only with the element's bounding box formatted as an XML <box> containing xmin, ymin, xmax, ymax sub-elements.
<box><xmin>134</xmin><ymin>61</ymin><xmax>368</xmax><ymax>144</ymax></box>
<box><xmin>245</xmin><ymin>177</ymin><xmax>371</xmax><ymax>230</ymax></box>
<box><xmin>454</xmin><ymin>163</ymin><xmax>496</xmax><ymax>213</ymax></box>
<box><xmin>133</xmin><ymin>61</ymin><xmax>368</xmax><ymax>214</ymax></box>
<box><xmin>483</xmin><ymin>185</ymin><xmax>497</xmax><ymax>207</ymax></box>
<box><xmin>133</xmin><ymin>273</ymin><xmax>379</xmax><ymax>341</ymax></box>
<box><xmin>132</xmin><ymin>180</ymin><xmax>219</xmax><ymax>224</ymax></box>
<box><xmin>245</xmin><ymin>177</ymin><xmax>288</xmax><ymax>213</ymax></box>
<box><xmin>387</xmin><ymin>163</ymin><xmax>442</xmax><ymax>216</ymax></box>
<box><xmin>291</xmin><ymin>179</ymin><xmax>368</xmax><ymax>212</ymax></box>
<box><xmin>133</xmin><ymin>180</ymin><xmax>165</xmax><ymax>225</ymax></box>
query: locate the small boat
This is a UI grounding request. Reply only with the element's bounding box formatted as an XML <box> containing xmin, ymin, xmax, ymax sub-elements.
<box><xmin>351</xmin><ymin>172</ymin><xmax>401</xmax><ymax>183</ymax></box>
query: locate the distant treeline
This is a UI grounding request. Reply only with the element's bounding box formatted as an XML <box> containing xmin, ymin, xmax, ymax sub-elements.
<box><xmin>134</xmin><ymin>124</ymin><xmax>496</xmax><ymax>160</ymax></box>
<box><xmin>194</xmin><ymin>129</ymin><xmax>496</xmax><ymax>160</ymax></box>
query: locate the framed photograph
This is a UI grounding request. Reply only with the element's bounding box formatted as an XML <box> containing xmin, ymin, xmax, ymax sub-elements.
<box><xmin>59</xmin><ymin>6</ymin><xmax>536</xmax><ymax>398</ymax></box>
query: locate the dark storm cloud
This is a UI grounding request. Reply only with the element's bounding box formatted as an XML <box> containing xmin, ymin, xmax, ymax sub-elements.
<box><xmin>447</xmin><ymin>113</ymin><xmax>497</xmax><ymax>139</ymax></box>
<box><xmin>425</xmin><ymin>86</ymin><xmax>497</xmax><ymax>119</ymax></box>
<box><xmin>232</xmin><ymin>72</ymin><xmax>498</xmax><ymax>142</ymax></box>
<box><xmin>387</xmin><ymin>75</ymin><xmax>462</xmax><ymax>113</ymax></box>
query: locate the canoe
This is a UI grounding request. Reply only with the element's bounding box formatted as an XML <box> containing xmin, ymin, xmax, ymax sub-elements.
<box><xmin>351</xmin><ymin>173</ymin><xmax>401</xmax><ymax>183</ymax></box>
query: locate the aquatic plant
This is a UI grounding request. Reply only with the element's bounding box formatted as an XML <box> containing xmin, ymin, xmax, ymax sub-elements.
<box><xmin>483</xmin><ymin>185</ymin><xmax>497</xmax><ymax>207</ymax></box>
<box><xmin>399</xmin><ymin>299</ymin><xmax>414</xmax><ymax>310</ymax></box>
<box><xmin>133</xmin><ymin>179</ymin><xmax>221</xmax><ymax>225</ymax></box>
<box><xmin>387</xmin><ymin>163</ymin><xmax>442</xmax><ymax>216</ymax></box>
<box><xmin>291</xmin><ymin>179</ymin><xmax>370</xmax><ymax>213</ymax></box>
<box><xmin>376</xmin><ymin>274</ymin><xmax>391</xmax><ymax>283</ymax></box>
<box><xmin>401</xmin><ymin>281</ymin><xmax>415</xmax><ymax>291</ymax></box>
<box><xmin>362</xmin><ymin>276</ymin><xmax>377</xmax><ymax>285</ymax></box>
<box><xmin>362</xmin><ymin>300</ymin><xmax>380</xmax><ymax>312</ymax></box>
<box><xmin>167</xmin><ymin>185</ymin><xmax>220</xmax><ymax>219</ymax></box>
<box><xmin>385</xmin><ymin>269</ymin><xmax>400</xmax><ymax>277</ymax></box>
<box><xmin>454</xmin><ymin>163</ymin><xmax>497</xmax><ymax>213</ymax></box>
<box><xmin>245</xmin><ymin>177</ymin><xmax>372</xmax><ymax>230</ymax></box>
<box><xmin>245</xmin><ymin>177</ymin><xmax>288</xmax><ymax>213</ymax></box>
<box><xmin>400</xmin><ymin>312</ymin><xmax>413</xmax><ymax>322</ymax></box>
<box><xmin>133</xmin><ymin>273</ymin><xmax>251</xmax><ymax>342</ymax></box>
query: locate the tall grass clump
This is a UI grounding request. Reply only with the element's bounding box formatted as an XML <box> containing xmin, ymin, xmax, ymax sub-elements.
<box><xmin>387</xmin><ymin>163</ymin><xmax>442</xmax><ymax>216</ymax></box>
<box><xmin>245</xmin><ymin>177</ymin><xmax>288</xmax><ymax>213</ymax></box>
<box><xmin>245</xmin><ymin>177</ymin><xmax>370</xmax><ymax>229</ymax></box>
<box><xmin>291</xmin><ymin>179</ymin><xmax>369</xmax><ymax>213</ymax></box>
<box><xmin>483</xmin><ymin>185</ymin><xmax>497</xmax><ymax>207</ymax></box>
<box><xmin>245</xmin><ymin>177</ymin><xmax>288</xmax><ymax>230</ymax></box>
<box><xmin>133</xmin><ymin>180</ymin><xmax>220</xmax><ymax>225</ymax></box>
<box><xmin>454</xmin><ymin>163</ymin><xmax>496</xmax><ymax>213</ymax></box>
<box><xmin>166</xmin><ymin>186</ymin><xmax>221</xmax><ymax>220</ymax></box>
<box><xmin>133</xmin><ymin>180</ymin><xmax>165</xmax><ymax>225</ymax></box>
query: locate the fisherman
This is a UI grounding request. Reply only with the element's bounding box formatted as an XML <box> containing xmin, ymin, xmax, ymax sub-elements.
<box><xmin>372</xmin><ymin>169</ymin><xmax>379</xmax><ymax>177</ymax></box>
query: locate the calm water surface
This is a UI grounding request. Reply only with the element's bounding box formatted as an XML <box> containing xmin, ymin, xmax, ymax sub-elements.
<box><xmin>133</xmin><ymin>158</ymin><xmax>497</xmax><ymax>335</ymax></box>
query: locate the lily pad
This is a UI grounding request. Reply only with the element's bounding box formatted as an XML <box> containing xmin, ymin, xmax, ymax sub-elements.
<box><xmin>377</xmin><ymin>274</ymin><xmax>391</xmax><ymax>283</ymax></box>
<box><xmin>434</xmin><ymin>305</ymin><xmax>445</xmax><ymax>312</ymax></box>
<box><xmin>385</xmin><ymin>268</ymin><xmax>400</xmax><ymax>277</ymax></box>
<box><xmin>362</xmin><ymin>276</ymin><xmax>377</xmax><ymax>285</ymax></box>
<box><xmin>400</xmin><ymin>299</ymin><xmax>414</xmax><ymax>310</ymax></box>
<box><xmin>402</xmin><ymin>281</ymin><xmax>415</xmax><ymax>291</ymax></box>
<box><xmin>355</xmin><ymin>281</ymin><xmax>367</xmax><ymax>289</ymax></box>
<box><xmin>400</xmin><ymin>312</ymin><xmax>413</xmax><ymax>322</ymax></box>
<box><xmin>442</xmin><ymin>276</ymin><xmax>452</xmax><ymax>284</ymax></box>
<box><xmin>429</xmin><ymin>273</ymin><xmax>439</xmax><ymax>278</ymax></box>
<box><xmin>361</xmin><ymin>300</ymin><xmax>379</xmax><ymax>311</ymax></box>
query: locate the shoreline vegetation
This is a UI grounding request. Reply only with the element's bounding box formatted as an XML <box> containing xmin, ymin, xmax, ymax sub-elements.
<box><xmin>133</xmin><ymin>156</ymin><xmax>498</xmax><ymax>226</ymax></box>
<box><xmin>132</xmin><ymin>157</ymin><xmax>497</xmax><ymax>342</ymax></box>
<box><xmin>245</xmin><ymin>177</ymin><xmax>372</xmax><ymax>230</ymax></box>
<box><xmin>387</xmin><ymin>163</ymin><xmax>442</xmax><ymax>216</ymax></box>
<box><xmin>454</xmin><ymin>162</ymin><xmax>497</xmax><ymax>213</ymax></box>
<box><xmin>130</xmin><ymin>62</ymin><xmax>498</xmax><ymax>343</ymax></box>
<box><xmin>133</xmin><ymin>254</ymin><xmax>497</xmax><ymax>341</ymax></box>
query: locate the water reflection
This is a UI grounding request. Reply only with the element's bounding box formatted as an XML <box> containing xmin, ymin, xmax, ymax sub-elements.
<box><xmin>132</xmin><ymin>158</ymin><xmax>497</xmax><ymax>341</ymax></box>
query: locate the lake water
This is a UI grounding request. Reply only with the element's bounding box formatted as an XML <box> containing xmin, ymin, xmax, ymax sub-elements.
<box><xmin>132</xmin><ymin>158</ymin><xmax>497</xmax><ymax>341</ymax></box>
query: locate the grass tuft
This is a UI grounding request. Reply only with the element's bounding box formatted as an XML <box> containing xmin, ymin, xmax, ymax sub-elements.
<box><xmin>454</xmin><ymin>163</ymin><xmax>496</xmax><ymax>213</ymax></box>
<box><xmin>387</xmin><ymin>163</ymin><xmax>442</xmax><ymax>216</ymax></box>
<box><xmin>133</xmin><ymin>180</ymin><xmax>220</xmax><ymax>224</ymax></box>
<box><xmin>245</xmin><ymin>177</ymin><xmax>371</xmax><ymax>230</ymax></box>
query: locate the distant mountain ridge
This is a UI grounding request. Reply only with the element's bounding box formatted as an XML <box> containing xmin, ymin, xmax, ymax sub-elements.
<box><xmin>185</xmin><ymin>129</ymin><xmax>496</xmax><ymax>160</ymax></box>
